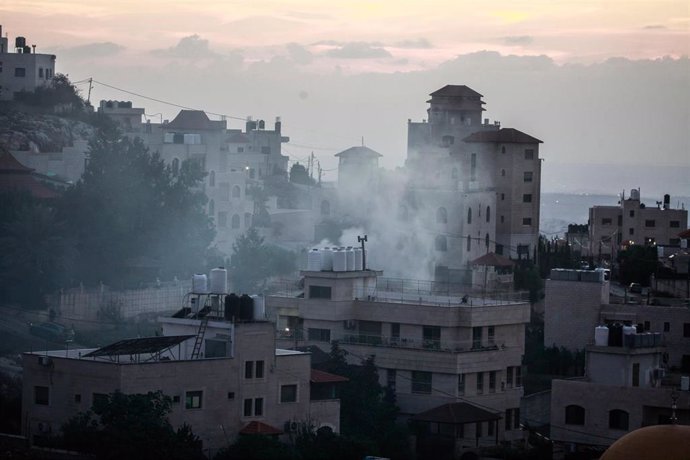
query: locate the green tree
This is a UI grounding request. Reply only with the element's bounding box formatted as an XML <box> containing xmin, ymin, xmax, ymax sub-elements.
<box><xmin>58</xmin><ymin>130</ymin><xmax>214</xmax><ymax>287</ymax></box>
<box><xmin>289</xmin><ymin>162</ymin><xmax>315</xmax><ymax>186</ymax></box>
<box><xmin>59</xmin><ymin>391</ymin><xmax>204</xmax><ymax>460</ymax></box>
<box><xmin>229</xmin><ymin>228</ymin><xmax>296</xmax><ymax>293</ymax></box>
<box><xmin>617</xmin><ymin>245</ymin><xmax>658</xmax><ymax>285</ymax></box>
<box><xmin>14</xmin><ymin>74</ymin><xmax>86</xmax><ymax>112</ymax></box>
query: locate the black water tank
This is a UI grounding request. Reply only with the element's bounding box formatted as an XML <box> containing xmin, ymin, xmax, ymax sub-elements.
<box><xmin>608</xmin><ymin>323</ymin><xmax>623</xmax><ymax>347</ymax></box>
<box><xmin>239</xmin><ymin>294</ymin><xmax>254</xmax><ymax>321</ymax></box>
<box><xmin>224</xmin><ymin>293</ymin><xmax>240</xmax><ymax>320</ymax></box>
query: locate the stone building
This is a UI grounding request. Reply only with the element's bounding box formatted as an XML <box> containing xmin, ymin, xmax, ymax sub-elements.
<box><xmin>0</xmin><ymin>25</ymin><xmax>56</xmax><ymax>100</ymax></box>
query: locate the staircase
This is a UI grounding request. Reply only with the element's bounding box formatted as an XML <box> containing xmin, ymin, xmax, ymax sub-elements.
<box><xmin>190</xmin><ymin>317</ymin><xmax>209</xmax><ymax>359</ymax></box>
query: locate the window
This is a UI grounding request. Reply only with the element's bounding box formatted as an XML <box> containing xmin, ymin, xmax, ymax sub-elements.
<box><xmin>435</xmin><ymin>235</ymin><xmax>447</xmax><ymax>252</ymax></box>
<box><xmin>524</xmin><ymin>149</ymin><xmax>534</xmax><ymax>160</ymax></box>
<box><xmin>645</xmin><ymin>219</ymin><xmax>656</xmax><ymax>227</ymax></box>
<box><xmin>231</xmin><ymin>214</ymin><xmax>240</xmax><ymax>229</ymax></box>
<box><xmin>467</xmin><ymin>207</ymin><xmax>472</xmax><ymax>224</ymax></box>
<box><xmin>618</xmin><ymin>215</ymin><xmax>623</xmax><ymax>226</ymax></box>
<box><xmin>256</xmin><ymin>360</ymin><xmax>264</xmax><ymax>378</ymax></box>
<box><xmin>643</xmin><ymin>321</ymin><xmax>650</xmax><ymax>331</ymax></box>
<box><xmin>507</xmin><ymin>366</ymin><xmax>521</xmax><ymax>387</ymax></box>
<box><xmin>245</xmin><ymin>360</ymin><xmax>265</xmax><ymax>379</ymax></box>
<box><xmin>308</xmin><ymin>328</ymin><xmax>331</xmax><ymax>342</ymax></box>
<box><xmin>489</xmin><ymin>371</ymin><xmax>496</xmax><ymax>393</ymax></box>
<box><xmin>609</xmin><ymin>409</ymin><xmax>629</xmax><ymax>430</ymax></box>
<box><xmin>185</xmin><ymin>390</ymin><xmax>202</xmax><ymax>409</ymax></box>
<box><xmin>486</xmin><ymin>206</ymin><xmax>490</xmax><ymax>222</ymax></box>
<box><xmin>412</xmin><ymin>371</ymin><xmax>432</xmax><ymax>394</ymax></box>
<box><xmin>630</xmin><ymin>210</ymin><xmax>635</xmax><ymax>217</ymax></box>
<box><xmin>515</xmin><ymin>366</ymin><xmax>522</xmax><ymax>387</ymax></box>
<box><xmin>14</xmin><ymin>67</ymin><xmax>26</xmax><ymax>77</ymax></box>
<box><xmin>601</xmin><ymin>217</ymin><xmax>612</xmax><ymax>225</ymax></box>
<box><xmin>391</xmin><ymin>323</ymin><xmax>400</xmax><ymax>340</ymax></box>
<box><xmin>466</xmin><ymin>235</ymin><xmax>471</xmax><ymax>252</ymax></box>
<box><xmin>74</xmin><ymin>394</ymin><xmax>81</xmax><ymax>403</ymax></box>
<box><xmin>501</xmin><ymin>169</ymin><xmax>506</xmax><ymax>177</ymax></box>
<box><xmin>470</xmin><ymin>153</ymin><xmax>477</xmax><ymax>181</ymax></box>
<box><xmin>476</xmin><ymin>422</ymin><xmax>483</xmax><ymax>437</ymax></box>
<box><xmin>423</xmin><ymin>326</ymin><xmax>441</xmax><ymax>349</ymax></box>
<box><xmin>670</xmin><ymin>220</ymin><xmax>680</xmax><ymax>228</ymax></box>
<box><xmin>487</xmin><ymin>326</ymin><xmax>495</xmax><ymax>345</ymax></box>
<box><xmin>501</xmin><ymin>193</ymin><xmax>505</xmax><ymax>201</ymax></box>
<box><xmin>505</xmin><ymin>408</ymin><xmax>520</xmax><ymax>430</ymax></box>
<box><xmin>309</xmin><ymin>285</ymin><xmax>332</xmax><ymax>299</ymax></box>
<box><xmin>209</xmin><ymin>171</ymin><xmax>215</xmax><ymax>186</ymax></box>
<box><xmin>173</xmin><ymin>395</ymin><xmax>181</xmax><ymax>403</ymax></box>
<box><xmin>496</xmin><ymin>244</ymin><xmax>504</xmax><ymax>255</ymax></box>
<box><xmin>436</xmin><ymin>207</ymin><xmax>448</xmax><ymax>224</ymax></box>
<box><xmin>565</xmin><ymin>405</ymin><xmax>585</xmax><ymax>425</ymax></box>
<box><xmin>387</xmin><ymin>369</ymin><xmax>396</xmax><ymax>390</ymax></box>
<box><xmin>472</xmin><ymin>327</ymin><xmax>482</xmax><ymax>349</ymax></box>
<box><xmin>205</xmin><ymin>339</ymin><xmax>227</xmax><ymax>358</ymax></box>
<box><xmin>208</xmin><ymin>199</ymin><xmax>214</xmax><ymax>216</ymax></box>
<box><xmin>629</xmin><ymin>228</ymin><xmax>634</xmax><ymax>235</ymax></box>
<box><xmin>488</xmin><ymin>420</ymin><xmax>495</xmax><ymax>436</ymax></box>
<box><xmin>243</xmin><ymin>399</ymin><xmax>252</xmax><ymax>416</ymax></box>
<box><xmin>500</xmin><ymin>215</ymin><xmax>505</xmax><ymax>223</ymax></box>
<box><xmin>232</xmin><ymin>185</ymin><xmax>241</xmax><ymax>198</ymax></box>
<box><xmin>458</xmin><ymin>374</ymin><xmax>465</xmax><ymax>396</ymax></box>
<box><xmin>237</xmin><ymin>146</ymin><xmax>244</xmax><ymax>153</ymax></box>
<box><xmin>261</xmin><ymin>146</ymin><xmax>271</xmax><ymax>154</ymax></box>
<box><xmin>280</xmin><ymin>384</ymin><xmax>298</xmax><ymax>403</ymax></box>
<box><xmin>244</xmin><ymin>397</ymin><xmax>263</xmax><ymax>416</ymax></box>
<box><xmin>485</xmin><ymin>233</ymin><xmax>490</xmax><ymax>249</ymax></box>
<box><xmin>227</xmin><ymin>392</ymin><xmax>235</xmax><ymax>400</ymax></box>
<box><xmin>39</xmin><ymin>67</ymin><xmax>44</xmax><ymax>78</ymax></box>
<box><xmin>524</xmin><ymin>171</ymin><xmax>533</xmax><ymax>183</ymax></box>
<box><xmin>218</xmin><ymin>212</ymin><xmax>227</xmax><ymax>228</ymax></box>
<box><xmin>442</xmin><ymin>135</ymin><xmax>455</xmax><ymax>146</ymax></box>
<box><xmin>664</xmin><ymin>322</ymin><xmax>670</xmax><ymax>333</ymax></box>
<box><xmin>506</xmin><ymin>367</ymin><xmax>513</xmax><ymax>386</ymax></box>
<box><xmin>632</xmin><ymin>362</ymin><xmax>640</xmax><ymax>387</ymax></box>
<box><xmin>684</xmin><ymin>323</ymin><xmax>690</xmax><ymax>338</ymax></box>
<box><xmin>34</xmin><ymin>386</ymin><xmax>49</xmax><ymax>405</ymax></box>
<box><xmin>476</xmin><ymin>373</ymin><xmax>484</xmax><ymax>394</ymax></box>
<box><xmin>522</xmin><ymin>217</ymin><xmax>532</xmax><ymax>226</ymax></box>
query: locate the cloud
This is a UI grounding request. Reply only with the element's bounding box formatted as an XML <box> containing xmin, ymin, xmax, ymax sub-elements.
<box><xmin>152</xmin><ymin>34</ymin><xmax>218</xmax><ymax>58</ymax></box>
<box><xmin>643</xmin><ymin>24</ymin><xmax>667</xmax><ymax>29</ymax></box>
<box><xmin>59</xmin><ymin>42</ymin><xmax>124</xmax><ymax>58</ymax></box>
<box><xmin>392</xmin><ymin>38</ymin><xmax>433</xmax><ymax>49</ymax></box>
<box><xmin>325</xmin><ymin>42</ymin><xmax>391</xmax><ymax>59</ymax></box>
<box><xmin>286</xmin><ymin>43</ymin><xmax>313</xmax><ymax>65</ymax></box>
<box><xmin>501</xmin><ymin>35</ymin><xmax>534</xmax><ymax>46</ymax></box>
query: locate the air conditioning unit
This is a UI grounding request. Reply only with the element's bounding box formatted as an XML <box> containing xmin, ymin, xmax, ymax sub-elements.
<box><xmin>284</xmin><ymin>420</ymin><xmax>299</xmax><ymax>432</ymax></box>
<box><xmin>38</xmin><ymin>356</ymin><xmax>53</xmax><ymax>367</ymax></box>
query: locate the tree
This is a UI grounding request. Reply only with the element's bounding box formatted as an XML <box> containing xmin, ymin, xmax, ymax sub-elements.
<box><xmin>617</xmin><ymin>245</ymin><xmax>658</xmax><ymax>285</ymax></box>
<box><xmin>214</xmin><ymin>435</ymin><xmax>299</xmax><ymax>460</ymax></box>
<box><xmin>59</xmin><ymin>391</ymin><xmax>205</xmax><ymax>460</ymax></box>
<box><xmin>58</xmin><ymin>130</ymin><xmax>215</xmax><ymax>287</ymax></box>
<box><xmin>229</xmin><ymin>228</ymin><xmax>296</xmax><ymax>293</ymax></box>
<box><xmin>289</xmin><ymin>163</ymin><xmax>315</xmax><ymax>186</ymax></box>
<box><xmin>14</xmin><ymin>74</ymin><xmax>86</xmax><ymax>112</ymax></box>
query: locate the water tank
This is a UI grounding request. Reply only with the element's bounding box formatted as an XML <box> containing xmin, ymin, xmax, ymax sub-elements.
<box><xmin>630</xmin><ymin>189</ymin><xmax>640</xmax><ymax>200</ymax></box>
<box><xmin>333</xmin><ymin>248</ymin><xmax>347</xmax><ymax>272</ymax></box>
<box><xmin>594</xmin><ymin>326</ymin><xmax>609</xmax><ymax>346</ymax></box>
<box><xmin>251</xmin><ymin>295</ymin><xmax>265</xmax><ymax>320</ymax></box>
<box><xmin>354</xmin><ymin>248</ymin><xmax>363</xmax><ymax>271</ymax></box>
<box><xmin>224</xmin><ymin>293</ymin><xmax>240</xmax><ymax>320</ymax></box>
<box><xmin>608</xmin><ymin>323</ymin><xmax>623</xmax><ymax>347</ymax></box>
<box><xmin>320</xmin><ymin>247</ymin><xmax>333</xmax><ymax>271</ymax></box>
<box><xmin>345</xmin><ymin>247</ymin><xmax>355</xmax><ymax>271</ymax></box>
<box><xmin>209</xmin><ymin>267</ymin><xmax>228</xmax><ymax>293</ymax></box>
<box><xmin>681</xmin><ymin>376</ymin><xmax>689</xmax><ymax>391</ymax></box>
<box><xmin>623</xmin><ymin>325</ymin><xmax>636</xmax><ymax>347</ymax></box>
<box><xmin>15</xmin><ymin>36</ymin><xmax>26</xmax><ymax>48</ymax></box>
<box><xmin>623</xmin><ymin>325</ymin><xmax>636</xmax><ymax>336</ymax></box>
<box><xmin>192</xmin><ymin>274</ymin><xmax>208</xmax><ymax>294</ymax></box>
<box><xmin>307</xmin><ymin>249</ymin><xmax>321</xmax><ymax>271</ymax></box>
<box><xmin>239</xmin><ymin>294</ymin><xmax>254</xmax><ymax>321</ymax></box>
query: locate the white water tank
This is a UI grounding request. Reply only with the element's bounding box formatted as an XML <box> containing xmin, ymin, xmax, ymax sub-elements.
<box><xmin>333</xmin><ymin>249</ymin><xmax>347</xmax><ymax>272</ymax></box>
<box><xmin>209</xmin><ymin>267</ymin><xmax>228</xmax><ymax>293</ymax></box>
<box><xmin>594</xmin><ymin>325</ymin><xmax>609</xmax><ymax>346</ymax></box>
<box><xmin>354</xmin><ymin>248</ymin><xmax>363</xmax><ymax>271</ymax></box>
<box><xmin>346</xmin><ymin>247</ymin><xmax>355</xmax><ymax>271</ymax></box>
<box><xmin>307</xmin><ymin>249</ymin><xmax>321</xmax><ymax>271</ymax></box>
<box><xmin>251</xmin><ymin>295</ymin><xmax>265</xmax><ymax>320</ymax></box>
<box><xmin>192</xmin><ymin>274</ymin><xmax>208</xmax><ymax>294</ymax></box>
<box><xmin>681</xmin><ymin>376</ymin><xmax>689</xmax><ymax>391</ymax></box>
<box><xmin>623</xmin><ymin>325</ymin><xmax>636</xmax><ymax>336</ymax></box>
<box><xmin>321</xmin><ymin>247</ymin><xmax>333</xmax><ymax>271</ymax></box>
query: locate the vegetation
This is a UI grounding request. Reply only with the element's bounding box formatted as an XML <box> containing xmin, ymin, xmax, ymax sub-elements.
<box><xmin>57</xmin><ymin>391</ymin><xmax>205</xmax><ymax>460</ymax></box>
<box><xmin>617</xmin><ymin>245</ymin><xmax>658</xmax><ymax>286</ymax></box>
<box><xmin>13</xmin><ymin>74</ymin><xmax>87</xmax><ymax>113</ymax></box>
<box><xmin>0</xmin><ymin>372</ymin><xmax>22</xmax><ymax>434</ymax></box>
<box><xmin>229</xmin><ymin>228</ymin><xmax>296</xmax><ymax>293</ymax></box>
<box><xmin>289</xmin><ymin>163</ymin><xmax>315</xmax><ymax>186</ymax></box>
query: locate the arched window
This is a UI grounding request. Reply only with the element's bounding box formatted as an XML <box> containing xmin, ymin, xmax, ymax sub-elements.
<box><xmin>609</xmin><ymin>410</ymin><xmax>629</xmax><ymax>430</ymax></box>
<box><xmin>486</xmin><ymin>206</ymin><xmax>491</xmax><ymax>223</ymax></box>
<box><xmin>437</xmin><ymin>207</ymin><xmax>448</xmax><ymax>224</ymax></box>
<box><xmin>231</xmin><ymin>214</ymin><xmax>240</xmax><ymax>229</ymax></box>
<box><xmin>501</xmin><ymin>146</ymin><xmax>506</xmax><ymax>154</ymax></box>
<box><xmin>244</xmin><ymin>213</ymin><xmax>252</xmax><ymax>228</ymax></box>
<box><xmin>208</xmin><ymin>199</ymin><xmax>214</xmax><ymax>216</ymax></box>
<box><xmin>466</xmin><ymin>235</ymin><xmax>471</xmax><ymax>252</ymax></box>
<box><xmin>209</xmin><ymin>170</ymin><xmax>215</xmax><ymax>187</ymax></box>
<box><xmin>501</xmin><ymin>169</ymin><xmax>506</xmax><ymax>177</ymax></box>
<box><xmin>565</xmin><ymin>405</ymin><xmax>585</xmax><ymax>425</ymax></box>
<box><xmin>485</xmin><ymin>233</ymin><xmax>490</xmax><ymax>249</ymax></box>
<box><xmin>321</xmin><ymin>200</ymin><xmax>331</xmax><ymax>216</ymax></box>
<box><xmin>435</xmin><ymin>235</ymin><xmax>447</xmax><ymax>252</ymax></box>
<box><xmin>232</xmin><ymin>185</ymin><xmax>241</xmax><ymax>199</ymax></box>
<box><xmin>451</xmin><ymin>167</ymin><xmax>458</xmax><ymax>179</ymax></box>
<box><xmin>172</xmin><ymin>158</ymin><xmax>180</xmax><ymax>175</ymax></box>
<box><xmin>467</xmin><ymin>208</ymin><xmax>472</xmax><ymax>225</ymax></box>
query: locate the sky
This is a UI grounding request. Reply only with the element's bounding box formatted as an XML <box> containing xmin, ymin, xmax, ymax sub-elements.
<box><xmin>2</xmin><ymin>0</ymin><xmax>689</xmax><ymax>195</ymax></box>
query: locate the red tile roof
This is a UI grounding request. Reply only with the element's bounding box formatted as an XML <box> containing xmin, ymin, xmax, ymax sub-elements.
<box><xmin>464</xmin><ymin>128</ymin><xmax>543</xmax><ymax>144</ymax></box>
<box><xmin>239</xmin><ymin>421</ymin><xmax>283</xmax><ymax>435</ymax></box>
<box><xmin>166</xmin><ymin>110</ymin><xmax>223</xmax><ymax>130</ymax></box>
<box><xmin>0</xmin><ymin>151</ymin><xmax>58</xmax><ymax>199</ymax></box>
<box><xmin>310</xmin><ymin>369</ymin><xmax>349</xmax><ymax>384</ymax></box>
<box><xmin>0</xmin><ymin>150</ymin><xmax>34</xmax><ymax>172</ymax></box>
<box><xmin>678</xmin><ymin>229</ymin><xmax>690</xmax><ymax>239</ymax></box>
<box><xmin>471</xmin><ymin>252</ymin><xmax>514</xmax><ymax>267</ymax></box>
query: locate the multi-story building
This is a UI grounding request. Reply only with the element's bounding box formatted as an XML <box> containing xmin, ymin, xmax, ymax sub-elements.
<box><xmin>544</xmin><ymin>268</ymin><xmax>690</xmax><ymax>372</ymax></box>
<box><xmin>22</xmin><ymin>296</ymin><xmax>341</xmax><ymax>454</ymax></box>
<box><xmin>0</xmin><ymin>25</ymin><xmax>56</xmax><ymax>100</ymax></box>
<box><xmin>550</xmin><ymin>336</ymin><xmax>690</xmax><ymax>456</ymax></box>
<box><xmin>98</xmin><ymin>102</ymin><xmax>291</xmax><ymax>254</ymax></box>
<box><xmin>265</xmin><ymin>261</ymin><xmax>531</xmax><ymax>450</ymax></box>
<box><xmin>588</xmin><ymin>189</ymin><xmax>688</xmax><ymax>261</ymax></box>
<box><xmin>405</xmin><ymin>85</ymin><xmax>542</xmax><ymax>280</ymax></box>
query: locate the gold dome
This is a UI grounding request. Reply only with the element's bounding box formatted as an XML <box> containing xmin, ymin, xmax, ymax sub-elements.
<box><xmin>601</xmin><ymin>425</ymin><xmax>690</xmax><ymax>460</ymax></box>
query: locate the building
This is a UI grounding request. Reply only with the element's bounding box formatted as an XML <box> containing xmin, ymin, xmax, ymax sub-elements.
<box><xmin>405</xmin><ymin>85</ymin><xmax>542</xmax><ymax>281</ymax></box>
<box><xmin>265</xmin><ymin>260</ymin><xmax>531</xmax><ymax>453</ymax></box>
<box><xmin>22</xmin><ymin>291</ymin><xmax>341</xmax><ymax>454</ymax></box>
<box><xmin>588</xmin><ymin>189</ymin><xmax>688</xmax><ymax>261</ymax></box>
<box><xmin>0</xmin><ymin>25</ymin><xmax>56</xmax><ymax>100</ymax></box>
<box><xmin>0</xmin><ymin>149</ymin><xmax>60</xmax><ymax>199</ymax></box>
<box><xmin>549</xmin><ymin>333</ymin><xmax>690</xmax><ymax>457</ymax></box>
<box><xmin>98</xmin><ymin>103</ymin><xmax>291</xmax><ymax>254</ymax></box>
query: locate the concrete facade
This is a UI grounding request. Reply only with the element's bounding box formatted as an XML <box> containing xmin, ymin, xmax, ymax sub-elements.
<box><xmin>22</xmin><ymin>319</ymin><xmax>340</xmax><ymax>454</ymax></box>
<box><xmin>0</xmin><ymin>26</ymin><xmax>56</xmax><ymax>100</ymax></box>
<box><xmin>266</xmin><ymin>268</ymin><xmax>530</xmax><ymax>444</ymax></box>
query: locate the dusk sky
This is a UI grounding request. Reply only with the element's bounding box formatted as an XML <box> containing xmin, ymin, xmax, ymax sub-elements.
<box><xmin>2</xmin><ymin>0</ymin><xmax>689</xmax><ymax>195</ymax></box>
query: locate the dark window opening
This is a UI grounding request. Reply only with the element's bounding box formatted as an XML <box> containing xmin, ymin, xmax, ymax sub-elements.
<box><xmin>280</xmin><ymin>385</ymin><xmax>297</xmax><ymax>403</ymax></box>
<box><xmin>309</xmin><ymin>285</ymin><xmax>332</xmax><ymax>299</ymax></box>
<box><xmin>609</xmin><ymin>409</ymin><xmax>629</xmax><ymax>430</ymax></box>
<box><xmin>34</xmin><ymin>386</ymin><xmax>49</xmax><ymax>405</ymax></box>
<box><xmin>565</xmin><ymin>405</ymin><xmax>585</xmax><ymax>425</ymax></box>
<box><xmin>185</xmin><ymin>391</ymin><xmax>202</xmax><ymax>409</ymax></box>
<box><xmin>412</xmin><ymin>371</ymin><xmax>432</xmax><ymax>394</ymax></box>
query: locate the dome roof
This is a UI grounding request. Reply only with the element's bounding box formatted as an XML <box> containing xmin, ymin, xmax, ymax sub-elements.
<box><xmin>601</xmin><ymin>425</ymin><xmax>690</xmax><ymax>460</ymax></box>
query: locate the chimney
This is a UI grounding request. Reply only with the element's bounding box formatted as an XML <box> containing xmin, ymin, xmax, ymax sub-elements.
<box><xmin>275</xmin><ymin>116</ymin><xmax>281</xmax><ymax>134</ymax></box>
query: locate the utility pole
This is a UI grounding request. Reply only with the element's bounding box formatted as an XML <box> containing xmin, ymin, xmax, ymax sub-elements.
<box><xmin>358</xmin><ymin>235</ymin><xmax>368</xmax><ymax>270</ymax></box>
<box><xmin>87</xmin><ymin>78</ymin><xmax>93</xmax><ymax>105</ymax></box>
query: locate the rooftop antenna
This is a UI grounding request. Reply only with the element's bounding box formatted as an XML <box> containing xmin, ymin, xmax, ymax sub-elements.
<box><xmin>357</xmin><ymin>235</ymin><xmax>368</xmax><ymax>270</ymax></box>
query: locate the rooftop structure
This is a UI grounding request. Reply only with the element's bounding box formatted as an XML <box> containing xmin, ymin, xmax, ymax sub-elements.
<box><xmin>0</xmin><ymin>25</ymin><xmax>56</xmax><ymax>101</ymax></box>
